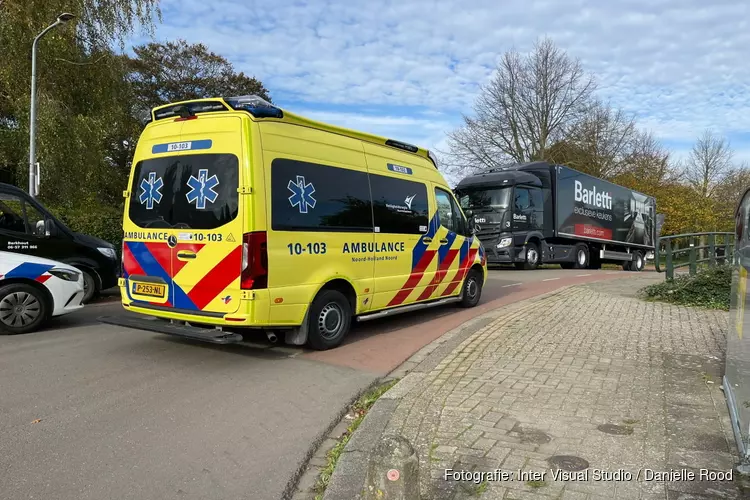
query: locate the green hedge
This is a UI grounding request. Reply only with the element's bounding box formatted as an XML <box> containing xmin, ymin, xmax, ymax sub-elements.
<box><xmin>46</xmin><ymin>202</ymin><xmax>124</xmax><ymax>255</ymax></box>
<box><xmin>640</xmin><ymin>264</ymin><xmax>731</xmax><ymax>310</ymax></box>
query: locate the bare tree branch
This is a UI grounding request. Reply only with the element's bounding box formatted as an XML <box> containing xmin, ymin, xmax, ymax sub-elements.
<box><xmin>442</xmin><ymin>37</ymin><xmax>596</xmax><ymax>178</ymax></box>
<box><xmin>685</xmin><ymin>129</ymin><xmax>733</xmax><ymax>197</ymax></box>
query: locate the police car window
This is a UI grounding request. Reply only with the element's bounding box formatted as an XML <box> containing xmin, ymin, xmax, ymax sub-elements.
<box><xmin>435</xmin><ymin>188</ymin><xmax>455</xmax><ymax>232</ymax></box>
<box><xmin>128</xmin><ymin>153</ymin><xmax>239</xmax><ymax>230</ymax></box>
<box><xmin>270</xmin><ymin>158</ymin><xmax>373</xmax><ymax>232</ymax></box>
<box><xmin>370</xmin><ymin>174</ymin><xmax>429</xmax><ymax>234</ymax></box>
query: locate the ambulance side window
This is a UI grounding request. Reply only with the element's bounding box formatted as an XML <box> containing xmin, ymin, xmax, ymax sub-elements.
<box><xmin>370</xmin><ymin>174</ymin><xmax>429</xmax><ymax>234</ymax></box>
<box><xmin>271</xmin><ymin>158</ymin><xmax>373</xmax><ymax>232</ymax></box>
<box><xmin>435</xmin><ymin>187</ymin><xmax>467</xmax><ymax>234</ymax></box>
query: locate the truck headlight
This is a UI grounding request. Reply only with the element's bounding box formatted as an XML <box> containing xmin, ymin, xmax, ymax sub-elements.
<box><xmin>98</xmin><ymin>247</ymin><xmax>117</xmax><ymax>260</ymax></box>
<box><xmin>497</xmin><ymin>238</ymin><xmax>512</xmax><ymax>249</ymax></box>
<box><xmin>49</xmin><ymin>268</ymin><xmax>80</xmax><ymax>282</ymax></box>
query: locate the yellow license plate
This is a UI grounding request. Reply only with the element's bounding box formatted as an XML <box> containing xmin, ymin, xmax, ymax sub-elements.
<box><xmin>132</xmin><ymin>283</ymin><xmax>166</xmax><ymax>298</ymax></box>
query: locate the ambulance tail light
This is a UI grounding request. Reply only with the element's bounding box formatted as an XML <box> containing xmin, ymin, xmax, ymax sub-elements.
<box><xmin>241</xmin><ymin>231</ymin><xmax>268</xmax><ymax>289</ymax></box>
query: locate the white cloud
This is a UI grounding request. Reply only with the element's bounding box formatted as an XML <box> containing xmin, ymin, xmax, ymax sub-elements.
<box><xmin>132</xmin><ymin>0</ymin><xmax>750</xmax><ymax>160</ymax></box>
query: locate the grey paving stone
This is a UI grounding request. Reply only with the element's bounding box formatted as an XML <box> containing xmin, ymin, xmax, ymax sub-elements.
<box><xmin>325</xmin><ymin>277</ymin><xmax>745</xmax><ymax>500</ymax></box>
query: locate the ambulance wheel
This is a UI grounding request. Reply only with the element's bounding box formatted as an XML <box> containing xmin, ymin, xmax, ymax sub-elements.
<box><xmin>306</xmin><ymin>290</ymin><xmax>352</xmax><ymax>351</ymax></box>
<box><xmin>0</xmin><ymin>283</ymin><xmax>49</xmax><ymax>335</ymax></box>
<box><xmin>460</xmin><ymin>268</ymin><xmax>483</xmax><ymax>308</ymax></box>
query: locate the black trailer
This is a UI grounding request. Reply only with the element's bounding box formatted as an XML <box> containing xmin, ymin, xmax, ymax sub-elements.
<box><xmin>454</xmin><ymin>161</ymin><xmax>657</xmax><ymax>271</ymax></box>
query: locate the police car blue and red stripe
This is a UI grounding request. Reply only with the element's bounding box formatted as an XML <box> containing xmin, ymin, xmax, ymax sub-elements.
<box><xmin>0</xmin><ymin>251</ymin><xmax>85</xmax><ymax>334</ymax></box>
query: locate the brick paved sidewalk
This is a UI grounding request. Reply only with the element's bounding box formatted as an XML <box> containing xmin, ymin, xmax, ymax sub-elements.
<box><xmin>324</xmin><ymin>276</ymin><xmax>745</xmax><ymax>500</ymax></box>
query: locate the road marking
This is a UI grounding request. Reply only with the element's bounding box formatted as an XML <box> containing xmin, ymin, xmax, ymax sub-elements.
<box><xmin>502</xmin><ymin>283</ymin><xmax>522</xmax><ymax>288</ymax></box>
<box><xmin>542</xmin><ymin>278</ymin><xmax>560</xmax><ymax>282</ymax></box>
<box><xmin>576</xmin><ymin>273</ymin><xmax>592</xmax><ymax>277</ymax></box>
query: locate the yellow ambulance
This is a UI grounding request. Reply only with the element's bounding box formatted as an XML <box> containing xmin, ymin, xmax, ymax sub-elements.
<box><xmin>105</xmin><ymin>95</ymin><xmax>487</xmax><ymax>350</ymax></box>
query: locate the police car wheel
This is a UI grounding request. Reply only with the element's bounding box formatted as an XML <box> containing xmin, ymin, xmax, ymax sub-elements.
<box><xmin>0</xmin><ymin>283</ymin><xmax>48</xmax><ymax>335</ymax></box>
<box><xmin>307</xmin><ymin>290</ymin><xmax>352</xmax><ymax>351</ymax></box>
<box><xmin>460</xmin><ymin>269</ymin><xmax>483</xmax><ymax>308</ymax></box>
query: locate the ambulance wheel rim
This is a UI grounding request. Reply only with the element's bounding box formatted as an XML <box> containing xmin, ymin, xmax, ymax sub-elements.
<box><xmin>0</xmin><ymin>292</ymin><xmax>41</xmax><ymax>327</ymax></box>
<box><xmin>466</xmin><ymin>278</ymin><xmax>478</xmax><ymax>299</ymax></box>
<box><xmin>318</xmin><ymin>303</ymin><xmax>343</xmax><ymax>339</ymax></box>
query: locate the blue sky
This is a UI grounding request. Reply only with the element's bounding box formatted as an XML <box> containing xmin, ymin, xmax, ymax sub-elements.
<box><xmin>129</xmin><ymin>0</ymin><xmax>750</xmax><ymax>170</ymax></box>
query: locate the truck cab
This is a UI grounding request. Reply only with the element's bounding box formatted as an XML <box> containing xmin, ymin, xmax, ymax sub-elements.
<box><xmin>0</xmin><ymin>183</ymin><xmax>119</xmax><ymax>302</ymax></box>
<box><xmin>455</xmin><ymin>163</ymin><xmax>550</xmax><ymax>269</ymax></box>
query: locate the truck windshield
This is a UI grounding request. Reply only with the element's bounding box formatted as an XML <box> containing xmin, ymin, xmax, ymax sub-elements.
<box><xmin>457</xmin><ymin>187</ymin><xmax>511</xmax><ymax>212</ymax></box>
<box><xmin>128</xmin><ymin>153</ymin><xmax>239</xmax><ymax>230</ymax></box>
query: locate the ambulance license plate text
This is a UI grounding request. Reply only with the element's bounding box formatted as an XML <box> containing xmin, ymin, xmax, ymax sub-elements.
<box><xmin>133</xmin><ymin>283</ymin><xmax>166</xmax><ymax>297</ymax></box>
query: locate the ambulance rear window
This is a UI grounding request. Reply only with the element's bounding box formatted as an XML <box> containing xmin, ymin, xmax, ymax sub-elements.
<box><xmin>128</xmin><ymin>153</ymin><xmax>238</xmax><ymax>230</ymax></box>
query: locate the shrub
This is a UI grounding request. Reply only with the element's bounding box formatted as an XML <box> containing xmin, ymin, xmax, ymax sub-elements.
<box><xmin>46</xmin><ymin>202</ymin><xmax>124</xmax><ymax>255</ymax></box>
<box><xmin>640</xmin><ymin>264</ymin><xmax>732</xmax><ymax>310</ymax></box>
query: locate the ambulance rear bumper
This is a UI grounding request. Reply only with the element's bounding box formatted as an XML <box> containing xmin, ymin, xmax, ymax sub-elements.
<box><xmin>98</xmin><ymin>314</ymin><xmax>244</xmax><ymax>345</ymax></box>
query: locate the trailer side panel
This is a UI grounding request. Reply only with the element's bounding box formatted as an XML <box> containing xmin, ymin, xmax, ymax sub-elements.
<box><xmin>555</xmin><ymin>166</ymin><xmax>656</xmax><ymax>249</ymax></box>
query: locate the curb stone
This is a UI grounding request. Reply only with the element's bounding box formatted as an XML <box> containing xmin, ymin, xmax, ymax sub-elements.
<box><xmin>319</xmin><ymin>284</ymin><xmax>591</xmax><ymax>500</ymax></box>
<box><xmin>283</xmin><ymin>377</ymin><xmax>384</xmax><ymax>500</ymax></box>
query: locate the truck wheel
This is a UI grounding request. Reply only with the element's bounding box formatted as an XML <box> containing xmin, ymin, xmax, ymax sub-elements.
<box><xmin>306</xmin><ymin>289</ymin><xmax>352</xmax><ymax>351</ymax></box>
<box><xmin>460</xmin><ymin>269</ymin><xmax>483</xmax><ymax>308</ymax></box>
<box><xmin>560</xmin><ymin>263</ymin><xmax>574</xmax><ymax>269</ymax></box>
<box><xmin>573</xmin><ymin>244</ymin><xmax>590</xmax><ymax>269</ymax></box>
<box><xmin>622</xmin><ymin>261</ymin><xmax>632</xmax><ymax>271</ymax></box>
<box><xmin>631</xmin><ymin>251</ymin><xmax>645</xmax><ymax>272</ymax></box>
<box><xmin>0</xmin><ymin>283</ymin><xmax>49</xmax><ymax>335</ymax></box>
<box><xmin>522</xmin><ymin>242</ymin><xmax>540</xmax><ymax>270</ymax></box>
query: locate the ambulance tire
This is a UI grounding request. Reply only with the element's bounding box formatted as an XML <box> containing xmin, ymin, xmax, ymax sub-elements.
<box><xmin>306</xmin><ymin>289</ymin><xmax>352</xmax><ymax>351</ymax></box>
<box><xmin>460</xmin><ymin>268</ymin><xmax>483</xmax><ymax>308</ymax></box>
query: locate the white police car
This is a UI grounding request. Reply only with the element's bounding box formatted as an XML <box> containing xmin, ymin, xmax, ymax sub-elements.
<box><xmin>0</xmin><ymin>251</ymin><xmax>85</xmax><ymax>334</ymax></box>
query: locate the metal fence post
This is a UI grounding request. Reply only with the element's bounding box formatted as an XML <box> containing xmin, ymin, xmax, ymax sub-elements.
<box><xmin>708</xmin><ymin>234</ymin><xmax>716</xmax><ymax>267</ymax></box>
<box><xmin>728</xmin><ymin>236</ymin><xmax>734</xmax><ymax>265</ymax></box>
<box><xmin>689</xmin><ymin>238</ymin><xmax>697</xmax><ymax>275</ymax></box>
<box><xmin>665</xmin><ymin>238</ymin><xmax>673</xmax><ymax>280</ymax></box>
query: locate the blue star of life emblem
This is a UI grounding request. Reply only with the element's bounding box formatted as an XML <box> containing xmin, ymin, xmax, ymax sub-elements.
<box><xmin>186</xmin><ymin>169</ymin><xmax>220</xmax><ymax>209</ymax></box>
<box><xmin>287</xmin><ymin>175</ymin><xmax>316</xmax><ymax>214</ymax></box>
<box><xmin>139</xmin><ymin>172</ymin><xmax>163</xmax><ymax>210</ymax></box>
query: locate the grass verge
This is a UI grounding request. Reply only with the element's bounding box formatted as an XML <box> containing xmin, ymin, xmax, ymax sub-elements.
<box><xmin>313</xmin><ymin>378</ymin><xmax>400</xmax><ymax>499</ymax></box>
<box><xmin>639</xmin><ymin>264</ymin><xmax>731</xmax><ymax>310</ymax></box>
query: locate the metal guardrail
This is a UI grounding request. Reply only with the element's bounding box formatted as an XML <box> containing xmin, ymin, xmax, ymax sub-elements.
<box><xmin>654</xmin><ymin>232</ymin><xmax>735</xmax><ymax>279</ymax></box>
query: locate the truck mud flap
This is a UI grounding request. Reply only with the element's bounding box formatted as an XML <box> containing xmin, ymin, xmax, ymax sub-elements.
<box><xmin>98</xmin><ymin>315</ymin><xmax>244</xmax><ymax>345</ymax></box>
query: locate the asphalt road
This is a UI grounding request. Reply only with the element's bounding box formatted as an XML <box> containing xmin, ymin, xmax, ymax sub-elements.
<box><xmin>0</xmin><ymin>266</ymin><xmax>645</xmax><ymax>500</ymax></box>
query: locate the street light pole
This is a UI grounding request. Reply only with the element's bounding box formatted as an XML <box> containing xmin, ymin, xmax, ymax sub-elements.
<box><xmin>28</xmin><ymin>12</ymin><xmax>75</xmax><ymax>198</ymax></box>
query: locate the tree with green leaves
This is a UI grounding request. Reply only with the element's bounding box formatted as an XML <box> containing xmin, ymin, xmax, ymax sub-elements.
<box><xmin>127</xmin><ymin>39</ymin><xmax>272</xmax><ymax>119</ymax></box>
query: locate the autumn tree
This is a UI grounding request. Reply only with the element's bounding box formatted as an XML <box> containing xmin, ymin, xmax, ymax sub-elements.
<box><xmin>441</xmin><ymin>37</ymin><xmax>596</xmax><ymax>178</ymax></box>
<box><xmin>547</xmin><ymin>100</ymin><xmax>640</xmax><ymax>179</ymax></box>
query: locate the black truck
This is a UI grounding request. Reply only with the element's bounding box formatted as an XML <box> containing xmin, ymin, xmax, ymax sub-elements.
<box><xmin>454</xmin><ymin>161</ymin><xmax>657</xmax><ymax>271</ymax></box>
